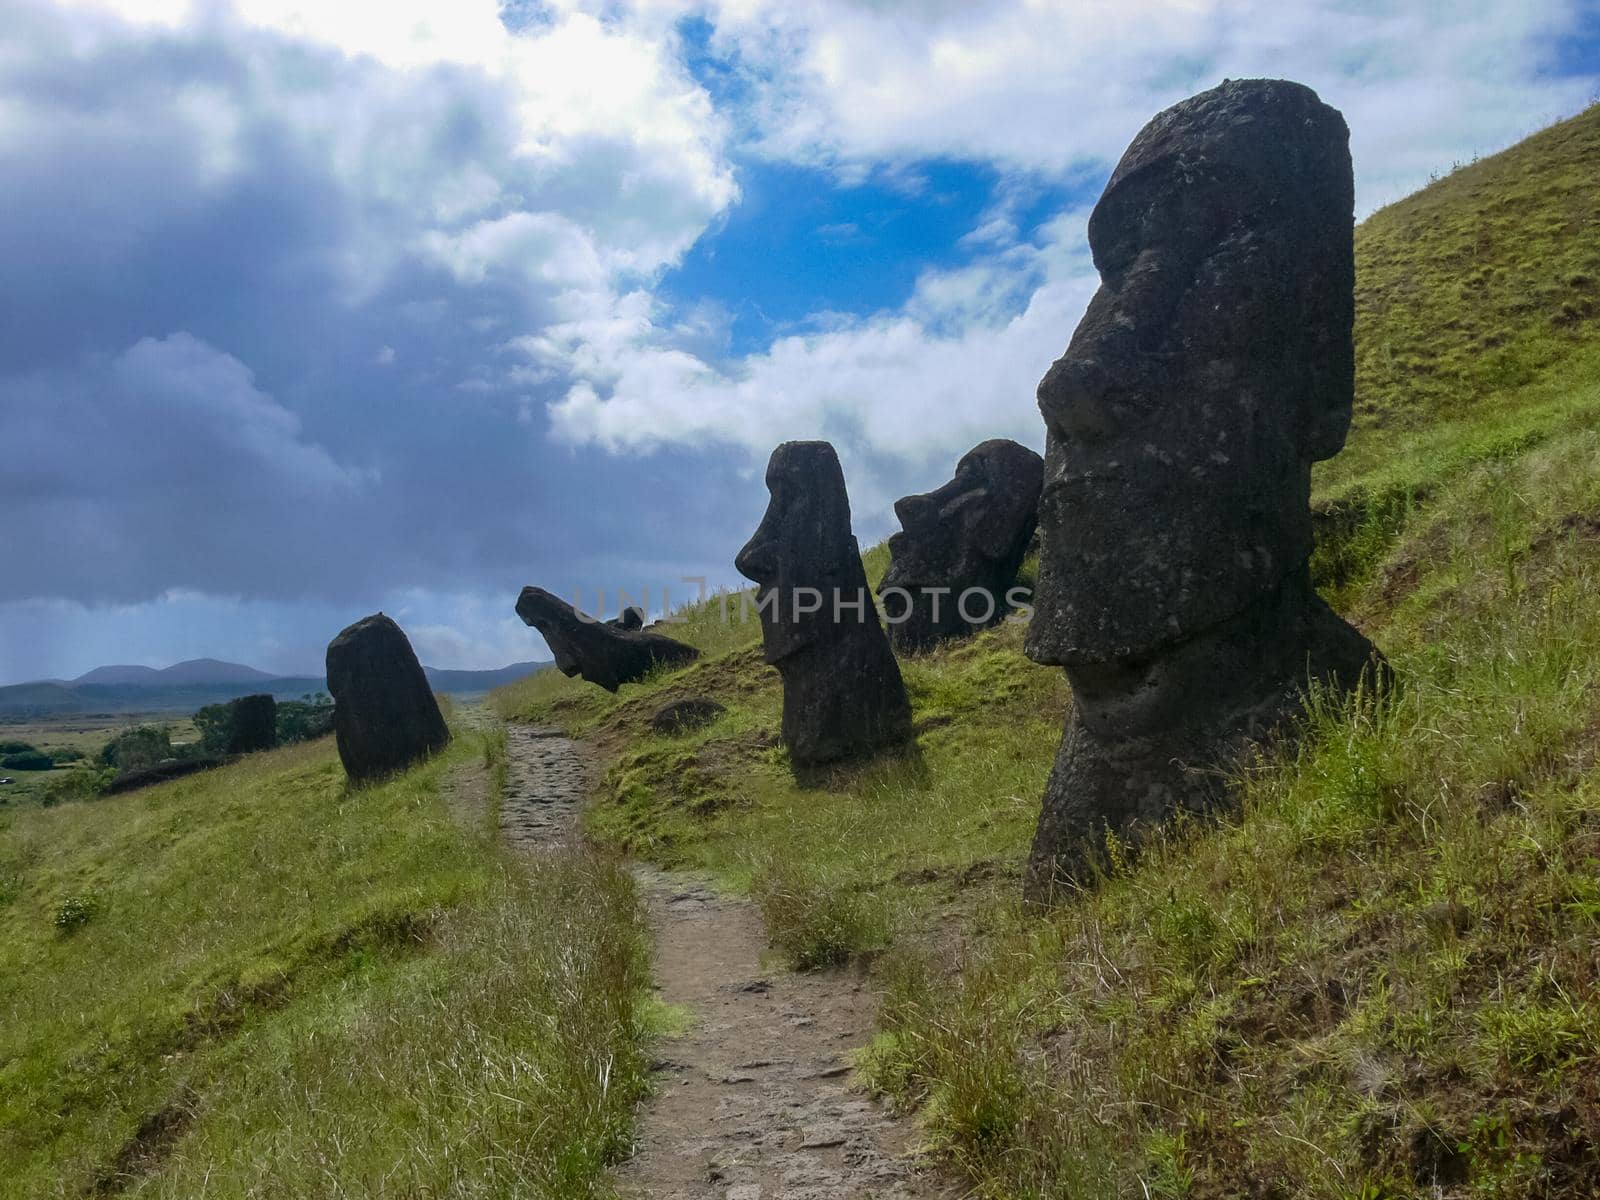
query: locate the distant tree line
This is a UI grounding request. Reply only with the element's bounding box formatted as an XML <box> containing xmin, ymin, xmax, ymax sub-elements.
<box><xmin>0</xmin><ymin>740</ymin><xmax>86</xmax><ymax>771</ymax></box>
<box><xmin>192</xmin><ymin>693</ymin><xmax>334</xmax><ymax>755</ymax></box>
<box><xmin>34</xmin><ymin>693</ymin><xmax>335</xmax><ymax>806</ymax></box>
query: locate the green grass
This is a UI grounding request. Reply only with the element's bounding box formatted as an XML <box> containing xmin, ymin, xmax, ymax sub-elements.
<box><xmin>0</xmin><ymin>765</ymin><xmax>64</xmax><ymax>806</ymax></box>
<box><xmin>491</xmin><ymin>104</ymin><xmax>1600</xmax><ymax>1196</ymax></box>
<box><xmin>0</xmin><ymin>729</ymin><xmax>651</xmax><ymax>1198</ymax></box>
<box><xmin>1352</xmin><ymin>103</ymin><xmax>1600</xmax><ymax>427</ymax></box>
<box><xmin>863</xmin><ymin>451</ymin><xmax>1600</xmax><ymax>1194</ymax></box>
<box><xmin>0</xmin><ymin>716</ymin><xmax>201</xmax><ymax>809</ymax></box>
<box><xmin>497</xmin><ymin>600</ymin><xmax>1063</xmax><ymax>966</ymax></box>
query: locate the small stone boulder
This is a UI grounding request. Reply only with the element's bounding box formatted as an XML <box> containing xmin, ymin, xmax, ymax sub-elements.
<box><xmin>227</xmin><ymin>693</ymin><xmax>278</xmax><ymax>754</ymax></box>
<box><xmin>325</xmin><ymin>613</ymin><xmax>451</xmax><ymax>784</ymax></box>
<box><xmin>515</xmin><ymin>587</ymin><xmax>699</xmax><ymax>692</ymax></box>
<box><xmin>651</xmin><ymin>697</ymin><xmax>727</xmax><ymax>736</ymax></box>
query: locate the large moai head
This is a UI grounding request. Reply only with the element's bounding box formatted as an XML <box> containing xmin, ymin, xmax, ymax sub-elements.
<box><xmin>325</xmin><ymin>613</ymin><xmax>450</xmax><ymax>784</ymax></box>
<box><xmin>735</xmin><ymin>441</ymin><xmax>866</xmax><ymax>665</ymax></box>
<box><xmin>735</xmin><ymin>440</ymin><xmax>912</xmax><ymax>767</ymax></box>
<box><xmin>1027</xmin><ymin>78</ymin><xmax>1355</xmax><ymax>669</ymax></box>
<box><xmin>1022</xmin><ymin>79</ymin><xmax>1382</xmax><ymax>903</ymax></box>
<box><xmin>880</xmin><ymin>438</ymin><xmax>1044</xmax><ymax>653</ymax></box>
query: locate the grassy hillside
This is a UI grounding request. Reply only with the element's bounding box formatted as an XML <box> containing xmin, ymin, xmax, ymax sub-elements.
<box><xmin>0</xmin><ymin>731</ymin><xmax>650</xmax><ymax>1198</ymax></box>
<box><xmin>494</xmin><ymin>104</ymin><xmax>1600</xmax><ymax>1197</ymax></box>
<box><xmin>1353</xmin><ymin>104</ymin><xmax>1600</xmax><ymax>427</ymax></box>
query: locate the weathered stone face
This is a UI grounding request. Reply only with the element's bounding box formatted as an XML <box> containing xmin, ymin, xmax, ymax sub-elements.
<box><xmin>1023</xmin><ymin>79</ymin><xmax>1382</xmax><ymax>903</ymax></box>
<box><xmin>1027</xmin><ymin>78</ymin><xmax>1357</xmax><ymax>668</ymax></box>
<box><xmin>515</xmin><ymin>586</ymin><xmax>698</xmax><ymax>693</ymax></box>
<box><xmin>735</xmin><ymin>441</ymin><xmax>912</xmax><ymax>767</ymax></box>
<box><xmin>880</xmin><ymin>439</ymin><xmax>1043</xmax><ymax>653</ymax></box>
<box><xmin>227</xmin><ymin>693</ymin><xmax>278</xmax><ymax>754</ymax></box>
<box><xmin>735</xmin><ymin>442</ymin><xmax>861</xmax><ymax>665</ymax></box>
<box><xmin>325</xmin><ymin>613</ymin><xmax>450</xmax><ymax>784</ymax></box>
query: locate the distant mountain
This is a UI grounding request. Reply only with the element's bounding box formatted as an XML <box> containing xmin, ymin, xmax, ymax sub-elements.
<box><xmin>159</xmin><ymin>658</ymin><xmax>278</xmax><ymax>685</ymax></box>
<box><xmin>1</xmin><ymin>658</ymin><xmax>549</xmax><ymax>718</ymax></box>
<box><xmin>73</xmin><ymin>659</ymin><xmax>275</xmax><ymax>687</ymax></box>
<box><xmin>72</xmin><ymin>664</ymin><xmax>164</xmax><ymax>686</ymax></box>
<box><xmin>423</xmin><ymin>662</ymin><xmax>547</xmax><ymax>694</ymax></box>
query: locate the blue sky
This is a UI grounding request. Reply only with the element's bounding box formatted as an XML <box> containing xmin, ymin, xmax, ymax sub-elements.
<box><xmin>1</xmin><ymin>0</ymin><xmax>1597</xmax><ymax>681</ymax></box>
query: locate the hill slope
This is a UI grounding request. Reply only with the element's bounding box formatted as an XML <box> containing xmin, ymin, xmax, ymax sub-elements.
<box><xmin>494</xmin><ymin>105</ymin><xmax>1600</xmax><ymax>1199</ymax></box>
<box><xmin>1353</xmin><ymin>103</ymin><xmax>1600</xmax><ymax>427</ymax></box>
<box><xmin>0</xmin><ymin>732</ymin><xmax>648</xmax><ymax>1197</ymax></box>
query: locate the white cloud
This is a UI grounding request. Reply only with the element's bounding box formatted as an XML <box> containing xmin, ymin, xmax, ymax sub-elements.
<box><xmin>547</xmin><ymin>214</ymin><xmax>1098</xmax><ymax>520</ymax></box>
<box><xmin>20</xmin><ymin>0</ymin><xmax>736</xmax><ymax>311</ymax></box>
<box><xmin>399</xmin><ymin>593</ymin><xmax>546</xmax><ymax>670</ymax></box>
<box><xmin>692</xmin><ymin>0</ymin><xmax>1593</xmax><ymax>211</ymax></box>
<box><xmin>541</xmin><ymin>0</ymin><xmax>1597</xmax><ymax>482</ymax></box>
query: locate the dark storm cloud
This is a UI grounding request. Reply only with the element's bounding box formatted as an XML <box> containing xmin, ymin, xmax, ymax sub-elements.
<box><xmin>0</xmin><ymin>0</ymin><xmax>746</xmax><ymax>617</ymax></box>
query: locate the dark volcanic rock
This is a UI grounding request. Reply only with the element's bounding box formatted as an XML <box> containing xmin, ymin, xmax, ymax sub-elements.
<box><xmin>651</xmin><ymin>697</ymin><xmax>727</xmax><ymax>736</ymax></box>
<box><xmin>607</xmin><ymin>606</ymin><xmax>647</xmax><ymax>632</ymax></box>
<box><xmin>325</xmin><ymin>613</ymin><xmax>451</xmax><ymax>784</ymax></box>
<box><xmin>1024</xmin><ymin>79</ymin><xmax>1385</xmax><ymax>903</ymax></box>
<box><xmin>515</xmin><ymin>587</ymin><xmax>699</xmax><ymax>692</ymax></box>
<box><xmin>736</xmin><ymin>441</ymin><xmax>912</xmax><ymax>767</ymax></box>
<box><xmin>106</xmin><ymin>756</ymin><xmax>224</xmax><ymax>794</ymax></box>
<box><xmin>879</xmin><ymin>439</ymin><xmax>1044</xmax><ymax>653</ymax></box>
<box><xmin>227</xmin><ymin>693</ymin><xmax>277</xmax><ymax>754</ymax></box>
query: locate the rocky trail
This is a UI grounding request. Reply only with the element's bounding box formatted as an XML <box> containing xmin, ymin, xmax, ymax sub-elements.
<box><xmin>499</xmin><ymin>723</ymin><xmax>588</xmax><ymax>851</ymax></box>
<box><xmin>497</xmin><ymin>723</ymin><xmax>957</xmax><ymax>1200</ymax></box>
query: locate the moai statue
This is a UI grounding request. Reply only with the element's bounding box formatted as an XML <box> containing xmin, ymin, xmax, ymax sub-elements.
<box><xmin>226</xmin><ymin>693</ymin><xmax>278</xmax><ymax>754</ymax></box>
<box><xmin>736</xmin><ymin>441</ymin><xmax>912</xmax><ymax>768</ymax></box>
<box><xmin>326</xmin><ymin>613</ymin><xmax>450</xmax><ymax>784</ymax></box>
<box><xmin>515</xmin><ymin>587</ymin><xmax>698</xmax><ymax>692</ymax></box>
<box><xmin>1024</xmin><ymin>79</ymin><xmax>1384</xmax><ymax>902</ymax></box>
<box><xmin>879</xmin><ymin>439</ymin><xmax>1044</xmax><ymax>653</ymax></box>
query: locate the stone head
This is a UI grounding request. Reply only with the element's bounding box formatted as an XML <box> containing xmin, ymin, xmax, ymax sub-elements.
<box><xmin>1028</xmin><ymin>78</ymin><xmax>1354</xmax><ymax>667</ymax></box>
<box><xmin>735</xmin><ymin>441</ymin><xmax>860</xmax><ymax>664</ymax></box>
<box><xmin>884</xmin><ymin>438</ymin><xmax>1044</xmax><ymax>592</ymax></box>
<box><xmin>515</xmin><ymin>585</ymin><xmax>589</xmax><ymax>678</ymax></box>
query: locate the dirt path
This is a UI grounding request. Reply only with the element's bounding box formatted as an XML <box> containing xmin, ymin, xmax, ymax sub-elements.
<box><xmin>497</xmin><ymin>724</ymin><xmax>955</xmax><ymax>1200</ymax></box>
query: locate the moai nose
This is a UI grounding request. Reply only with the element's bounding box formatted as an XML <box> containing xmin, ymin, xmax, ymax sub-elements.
<box><xmin>1038</xmin><ymin>357</ymin><xmax>1115</xmax><ymax>442</ymax></box>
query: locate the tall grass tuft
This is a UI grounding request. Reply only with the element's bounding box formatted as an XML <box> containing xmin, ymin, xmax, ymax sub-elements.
<box><xmin>751</xmin><ymin>858</ymin><xmax>890</xmax><ymax>970</ymax></box>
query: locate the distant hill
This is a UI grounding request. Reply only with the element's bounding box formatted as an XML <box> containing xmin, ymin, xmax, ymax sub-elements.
<box><xmin>423</xmin><ymin>662</ymin><xmax>549</xmax><ymax>694</ymax></box>
<box><xmin>71</xmin><ymin>665</ymin><xmax>164</xmax><ymax>686</ymax></box>
<box><xmin>72</xmin><ymin>658</ymin><xmax>276</xmax><ymax>687</ymax></box>
<box><xmin>0</xmin><ymin>659</ymin><xmax>549</xmax><ymax>719</ymax></box>
<box><xmin>0</xmin><ymin>681</ymin><xmax>82</xmax><ymax>716</ymax></box>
